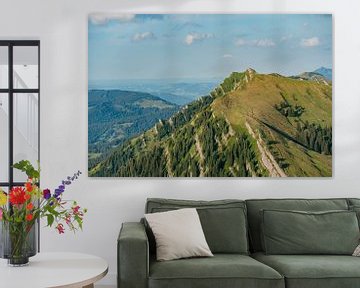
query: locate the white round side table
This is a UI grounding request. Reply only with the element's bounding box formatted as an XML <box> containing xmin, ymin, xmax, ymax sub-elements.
<box><xmin>0</xmin><ymin>252</ymin><xmax>108</xmax><ymax>288</ymax></box>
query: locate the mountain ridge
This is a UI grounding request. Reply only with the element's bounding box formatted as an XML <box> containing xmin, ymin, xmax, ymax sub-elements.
<box><xmin>90</xmin><ymin>69</ymin><xmax>332</xmax><ymax>177</ymax></box>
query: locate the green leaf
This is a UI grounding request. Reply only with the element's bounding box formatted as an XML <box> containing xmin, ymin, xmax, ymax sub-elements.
<box><xmin>13</xmin><ymin>160</ymin><xmax>40</xmax><ymax>180</ymax></box>
<box><xmin>47</xmin><ymin>214</ymin><xmax>54</xmax><ymax>227</ymax></box>
<box><xmin>49</xmin><ymin>208</ymin><xmax>60</xmax><ymax>217</ymax></box>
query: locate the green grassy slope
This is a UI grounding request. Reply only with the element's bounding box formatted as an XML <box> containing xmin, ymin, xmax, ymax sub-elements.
<box><xmin>90</xmin><ymin>69</ymin><xmax>332</xmax><ymax>177</ymax></box>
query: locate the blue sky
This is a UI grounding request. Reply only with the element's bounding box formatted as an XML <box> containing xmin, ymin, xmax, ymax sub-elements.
<box><xmin>88</xmin><ymin>14</ymin><xmax>332</xmax><ymax>83</ymax></box>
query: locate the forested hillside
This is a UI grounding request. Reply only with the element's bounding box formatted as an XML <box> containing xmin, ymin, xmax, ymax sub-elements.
<box><xmin>90</xmin><ymin>68</ymin><xmax>332</xmax><ymax>177</ymax></box>
<box><xmin>88</xmin><ymin>90</ymin><xmax>179</xmax><ymax>167</ymax></box>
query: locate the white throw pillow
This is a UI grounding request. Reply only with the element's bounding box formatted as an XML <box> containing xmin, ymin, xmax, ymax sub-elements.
<box><xmin>353</xmin><ymin>244</ymin><xmax>360</xmax><ymax>256</ymax></box>
<box><xmin>145</xmin><ymin>208</ymin><xmax>213</xmax><ymax>261</ymax></box>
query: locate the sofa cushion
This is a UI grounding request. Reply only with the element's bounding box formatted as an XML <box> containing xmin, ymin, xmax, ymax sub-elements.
<box><xmin>261</xmin><ymin>209</ymin><xmax>359</xmax><ymax>255</ymax></box>
<box><xmin>145</xmin><ymin>208</ymin><xmax>213</xmax><ymax>261</ymax></box>
<box><xmin>252</xmin><ymin>252</ymin><xmax>360</xmax><ymax>288</ymax></box>
<box><xmin>346</xmin><ymin>199</ymin><xmax>360</xmax><ymax>228</ymax></box>
<box><xmin>146</xmin><ymin>198</ymin><xmax>249</xmax><ymax>254</ymax></box>
<box><xmin>149</xmin><ymin>254</ymin><xmax>284</xmax><ymax>288</ymax></box>
<box><xmin>349</xmin><ymin>205</ymin><xmax>360</xmax><ymax>228</ymax></box>
<box><xmin>347</xmin><ymin>198</ymin><xmax>360</xmax><ymax>207</ymax></box>
<box><xmin>246</xmin><ymin>198</ymin><xmax>349</xmax><ymax>252</ymax></box>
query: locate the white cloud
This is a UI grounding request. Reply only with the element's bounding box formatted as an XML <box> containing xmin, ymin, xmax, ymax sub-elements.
<box><xmin>89</xmin><ymin>13</ymin><xmax>135</xmax><ymax>25</ymax></box>
<box><xmin>185</xmin><ymin>33</ymin><xmax>213</xmax><ymax>45</ymax></box>
<box><xmin>223</xmin><ymin>54</ymin><xmax>233</xmax><ymax>58</ymax></box>
<box><xmin>256</xmin><ymin>39</ymin><xmax>276</xmax><ymax>47</ymax></box>
<box><xmin>235</xmin><ymin>38</ymin><xmax>275</xmax><ymax>47</ymax></box>
<box><xmin>132</xmin><ymin>32</ymin><xmax>156</xmax><ymax>42</ymax></box>
<box><xmin>301</xmin><ymin>37</ymin><xmax>320</xmax><ymax>47</ymax></box>
<box><xmin>235</xmin><ymin>38</ymin><xmax>247</xmax><ymax>46</ymax></box>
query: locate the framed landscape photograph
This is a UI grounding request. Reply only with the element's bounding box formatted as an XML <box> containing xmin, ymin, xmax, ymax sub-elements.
<box><xmin>88</xmin><ymin>14</ymin><xmax>332</xmax><ymax>177</ymax></box>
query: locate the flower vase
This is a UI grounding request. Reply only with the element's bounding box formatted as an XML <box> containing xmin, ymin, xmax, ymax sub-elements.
<box><xmin>0</xmin><ymin>220</ymin><xmax>37</xmax><ymax>266</ymax></box>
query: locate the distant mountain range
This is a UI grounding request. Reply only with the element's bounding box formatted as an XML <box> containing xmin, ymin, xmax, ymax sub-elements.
<box><xmin>89</xmin><ymin>80</ymin><xmax>219</xmax><ymax>105</ymax></box>
<box><xmin>313</xmin><ymin>67</ymin><xmax>332</xmax><ymax>80</ymax></box>
<box><xmin>90</xmin><ymin>68</ymin><xmax>332</xmax><ymax>177</ymax></box>
<box><xmin>291</xmin><ymin>67</ymin><xmax>332</xmax><ymax>84</ymax></box>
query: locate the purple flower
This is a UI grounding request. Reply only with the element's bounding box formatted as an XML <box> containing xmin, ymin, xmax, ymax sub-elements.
<box><xmin>54</xmin><ymin>171</ymin><xmax>82</xmax><ymax>199</ymax></box>
<box><xmin>54</xmin><ymin>189</ymin><xmax>63</xmax><ymax>197</ymax></box>
<box><xmin>43</xmin><ymin>189</ymin><xmax>51</xmax><ymax>200</ymax></box>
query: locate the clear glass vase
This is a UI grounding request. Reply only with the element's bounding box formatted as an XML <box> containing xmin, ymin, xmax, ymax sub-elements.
<box><xmin>0</xmin><ymin>220</ymin><xmax>37</xmax><ymax>266</ymax></box>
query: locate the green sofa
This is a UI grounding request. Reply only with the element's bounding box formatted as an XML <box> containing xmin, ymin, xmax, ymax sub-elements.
<box><xmin>118</xmin><ymin>198</ymin><xmax>360</xmax><ymax>288</ymax></box>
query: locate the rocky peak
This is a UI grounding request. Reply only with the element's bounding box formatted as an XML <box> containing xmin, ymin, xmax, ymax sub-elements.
<box><xmin>245</xmin><ymin>68</ymin><xmax>257</xmax><ymax>80</ymax></box>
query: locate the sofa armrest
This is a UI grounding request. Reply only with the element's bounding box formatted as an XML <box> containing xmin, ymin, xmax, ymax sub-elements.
<box><xmin>118</xmin><ymin>222</ymin><xmax>149</xmax><ymax>288</ymax></box>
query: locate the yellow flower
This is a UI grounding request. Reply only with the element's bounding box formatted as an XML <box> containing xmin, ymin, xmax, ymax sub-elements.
<box><xmin>0</xmin><ymin>190</ymin><xmax>7</xmax><ymax>206</ymax></box>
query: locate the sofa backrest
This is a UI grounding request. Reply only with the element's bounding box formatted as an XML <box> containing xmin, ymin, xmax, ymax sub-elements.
<box><xmin>145</xmin><ymin>198</ymin><xmax>249</xmax><ymax>254</ymax></box>
<box><xmin>245</xmin><ymin>198</ymin><xmax>350</xmax><ymax>252</ymax></box>
<box><xmin>348</xmin><ymin>198</ymin><xmax>360</xmax><ymax>207</ymax></box>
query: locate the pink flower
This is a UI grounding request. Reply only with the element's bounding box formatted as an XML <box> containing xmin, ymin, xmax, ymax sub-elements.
<box><xmin>65</xmin><ymin>214</ymin><xmax>71</xmax><ymax>225</ymax></box>
<box><xmin>0</xmin><ymin>208</ymin><xmax>3</xmax><ymax>220</ymax></box>
<box><xmin>56</xmin><ymin>223</ymin><xmax>65</xmax><ymax>234</ymax></box>
<box><xmin>72</xmin><ymin>205</ymin><xmax>81</xmax><ymax>214</ymax></box>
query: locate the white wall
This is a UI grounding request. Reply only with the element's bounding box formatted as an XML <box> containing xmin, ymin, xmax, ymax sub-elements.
<box><xmin>1</xmin><ymin>0</ymin><xmax>360</xmax><ymax>286</ymax></box>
